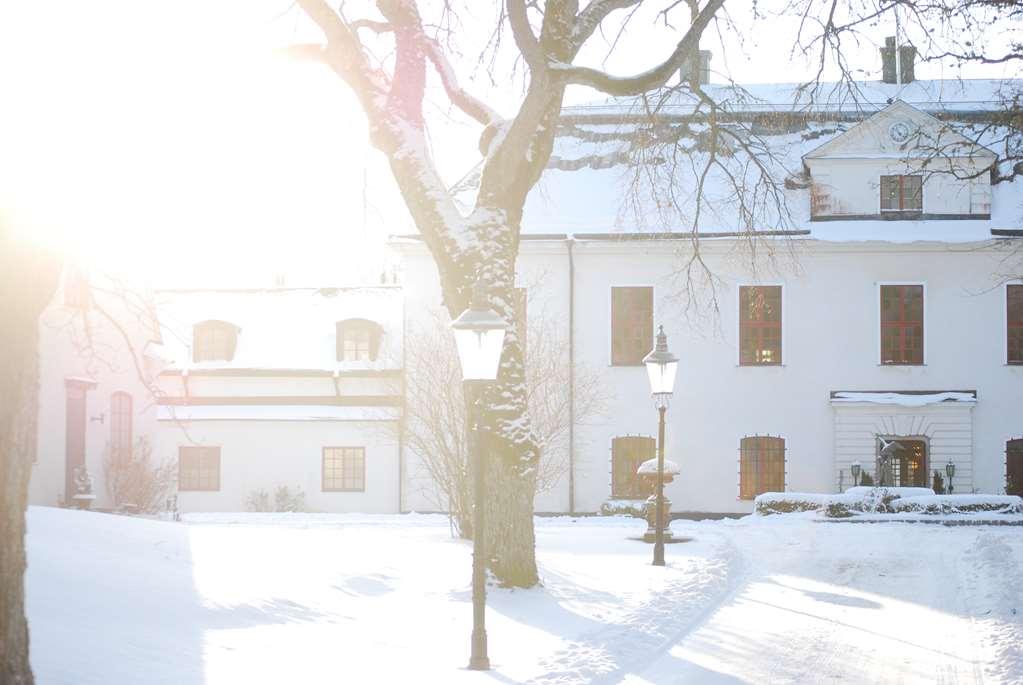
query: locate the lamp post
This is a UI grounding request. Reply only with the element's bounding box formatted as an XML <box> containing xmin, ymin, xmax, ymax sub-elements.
<box><xmin>642</xmin><ymin>325</ymin><xmax>679</xmax><ymax>567</ymax></box>
<box><xmin>451</xmin><ymin>283</ymin><xmax>507</xmax><ymax>672</ymax></box>
<box><xmin>850</xmin><ymin>461</ymin><xmax>862</xmax><ymax>488</ymax></box>
<box><xmin>946</xmin><ymin>460</ymin><xmax>956</xmax><ymax>494</ymax></box>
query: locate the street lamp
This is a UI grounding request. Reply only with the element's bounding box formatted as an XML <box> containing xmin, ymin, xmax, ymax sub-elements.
<box><xmin>642</xmin><ymin>325</ymin><xmax>679</xmax><ymax>567</ymax></box>
<box><xmin>850</xmin><ymin>461</ymin><xmax>862</xmax><ymax>488</ymax></box>
<box><xmin>946</xmin><ymin>460</ymin><xmax>956</xmax><ymax>494</ymax></box>
<box><xmin>451</xmin><ymin>283</ymin><xmax>507</xmax><ymax>671</ymax></box>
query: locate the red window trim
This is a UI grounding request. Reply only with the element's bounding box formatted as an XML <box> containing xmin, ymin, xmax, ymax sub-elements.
<box><xmin>739</xmin><ymin>286</ymin><xmax>782</xmax><ymax>366</ymax></box>
<box><xmin>880</xmin><ymin>284</ymin><xmax>924</xmax><ymax>365</ymax></box>
<box><xmin>880</xmin><ymin>175</ymin><xmax>923</xmax><ymax>212</ymax></box>
<box><xmin>1008</xmin><ymin>285</ymin><xmax>1023</xmax><ymax>364</ymax></box>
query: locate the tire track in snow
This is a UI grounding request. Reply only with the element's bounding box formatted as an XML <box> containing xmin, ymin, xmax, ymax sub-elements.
<box><xmin>524</xmin><ymin>531</ymin><xmax>743</xmax><ymax>685</ymax></box>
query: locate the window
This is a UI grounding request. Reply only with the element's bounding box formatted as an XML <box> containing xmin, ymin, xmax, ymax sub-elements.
<box><xmin>739</xmin><ymin>286</ymin><xmax>782</xmax><ymax>365</ymax></box>
<box><xmin>880</xmin><ymin>285</ymin><xmax>924</xmax><ymax>365</ymax></box>
<box><xmin>880</xmin><ymin>175</ymin><xmax>923</xmax><ymax>212</ymax></box>
<box><xmin>1007</xmin><ymin>439</ymin><xmax>1023</xmax><ymax>496</ymax></box>
<box><xmin>611</xmin><ymin>436</ymin><xmax>655</xmax><ymax>499</ymax></box>
<box><xmin>109</xmin><ymin>392</ymin><xmax>133</xmax><ymax>463</ymax></box>
<box><xmin>323</xmin><ymin>447</ymin><xmax>365</xmax><ymax>491</ymax></box>
<box><xmin>611</xmin><ymin>287</ymin><xmax>653</xmax><ymax>365</ymax></box>
<box><xmin>193</xmin><ymin>321</ymin><xmax>239</xmax><ymax>362</ymax></box>
<box><xmin>336</xmin><ymin>319</ymin><xmax>382</xmax><ymax>361</ymax></box>
<box><xmin>1008</xmin><ymin>285</ymin><xmax>1023</xmax><ymax>364</ymax></box>
<box><xmin>879</xmin><ymin>439</ymin><xmax>928</xmax><ymax>488</ymax></box>
<box><xmin>739</xmin><ymin>436</ymin><xmax>785</xmax><ymax>500</ymax></box>
<box><xmin>178</xmin><ymin>446</ymin><xmax>220</xmax><ymax>491</ymax></box>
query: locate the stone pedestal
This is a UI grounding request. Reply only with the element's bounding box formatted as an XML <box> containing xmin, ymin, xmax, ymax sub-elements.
<box><xmin>642</xmin><ymin>494</ymin><xmax>673</xmax><ymax>543</ymax></box>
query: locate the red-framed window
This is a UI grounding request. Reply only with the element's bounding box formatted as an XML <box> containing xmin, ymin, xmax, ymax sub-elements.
<box><xmin>193</xmin><ymin>321</ymin><xmax>239</xmax><ymax>362</ymax></box>
<box><xmin>336</xmin><ymin>320</ymin><xmax>382</xmax><ymax>362</ymax></box>
<box><xmin>178</xmin><ymin>446</ymin><xmax>220</xmax><ymax>491</ymax></box>
<box><xmin>739</xmin><ymin>286</ymin><xmax>782</xmax><ymax>365</ymax></box>
<box><xmin>611</xmin><ymin>287</ymin><xmax>653</xmax><ymax>365</ymax></box>
<box><xmin>739</xmin><ymin>436</ymin><xmax>785</xmax><ymax>500</ymax></box>
<box><xmin>109</xmin><ymin>392</ymin><xmax>133</xmax><ymax>463</ymax></box>
<box><xmin>880</xmin><ymin>175</ymin><xmax>923</xmax><ymax>212</ymax></box>
<box><xmin>611</xmin><ymin>436</ymin><xmax>655</xmax><ymax>499</ymax></box>
<box><xmin>1008</xmin><ymin>285</ymin><xmax>1023</xmax><ymax>364</ymax></box>
<box><xmin>323</xmin><ymin>447</ymin><xmax>365</xmax><ymax>491</ymax></box>
<box><xmin>881</xmin><ymin>285</ymin><xmax>924</xmax><ymax>365</ymax></box>
<box><xmin>1007</xmin><ymin>439</ymin><xmax>1023</xmax><ymax>496</ymax></box>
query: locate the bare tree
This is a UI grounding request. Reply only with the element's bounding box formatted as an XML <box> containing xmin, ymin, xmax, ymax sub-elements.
<box><xmin>289</xmin><ymin>0</ymin><xmax>729</xmax><ymax>587</ymax></box>
<box><xmin>405</xmin><ymin>288</ymin><xmax>607</xmax><ymax>537</ymax></box>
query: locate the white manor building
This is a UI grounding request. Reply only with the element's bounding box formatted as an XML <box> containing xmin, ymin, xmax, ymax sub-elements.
<box><xmin>29</xmin><ymin>72</ymin><xmax>1023</xmax><ymax>516</ymax></box>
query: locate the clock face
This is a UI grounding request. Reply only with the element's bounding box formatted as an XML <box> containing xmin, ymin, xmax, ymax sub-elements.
<box><xmin>888</xmin><ymin>121</ymin><xmax>911</xmax><ymax>143</ymax></box>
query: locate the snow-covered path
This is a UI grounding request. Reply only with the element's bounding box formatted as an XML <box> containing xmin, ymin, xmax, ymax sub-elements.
<box><xmin>627</xmin><ymin>519</ymin><xmax>1021</xmax><ymax>685</ymax></box>
<box><xmin>24</xmin><ymin>508</ymin><xmax>1023</xmax><ymax>684</ymax></box>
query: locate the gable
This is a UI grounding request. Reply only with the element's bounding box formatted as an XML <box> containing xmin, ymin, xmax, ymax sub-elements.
<box><xmin>803</xmin><ymin>100</ymin><xmax>995</xmax><ymax>162</ymax></box>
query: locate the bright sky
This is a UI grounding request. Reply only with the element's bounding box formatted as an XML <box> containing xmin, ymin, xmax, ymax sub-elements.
<box><xmin>0</xmin><ymin>1</ymin><xmax>1014</xmax><ymax>288</ymax></box>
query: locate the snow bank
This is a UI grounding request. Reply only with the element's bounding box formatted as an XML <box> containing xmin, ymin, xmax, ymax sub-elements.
<box><xmin>756</xmin><ymin>488</ymin><xmax>1023</xmax><ymax>519</ymax></box>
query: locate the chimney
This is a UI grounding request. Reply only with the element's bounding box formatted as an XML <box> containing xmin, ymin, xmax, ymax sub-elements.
<box><xmin>680</xmin><ymin>49</ymin><xmax>712</xmax><ymax>87</ymax></box>
<box><xmin>880</xmin><ymin>36</ymin><xmax>916</xmax><ymax>84</ymax></box>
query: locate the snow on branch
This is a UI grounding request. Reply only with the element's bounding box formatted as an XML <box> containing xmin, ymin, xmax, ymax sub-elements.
<box><xmin>424</xmin><ymin>38</ymin><xmax>501</xmax><ymax>127</ymax></box>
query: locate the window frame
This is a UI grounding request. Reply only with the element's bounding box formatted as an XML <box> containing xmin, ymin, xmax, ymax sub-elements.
<box><xmin>336</xmin><ymin>319</ymin><xmax>383</xmax><ymax>362</ymax></box>
<box><xmin>1006</xmin><ymin>282</ymin><xmax>1023</xmax><ymax>365</ymax></box>
<box><xmin>610</xmin><ymin>435</ymin><xmax>656</xmax><ymax>500</ymax></box>
<box><xmin>879</xmin><ymin>174</ymin><xmax>924</xmax><ymax>213</ymax></box>
<box><xmin>738</xmin><ymin>435</ymin><xmax>787</xmax><ymax>500</ymax></box>
<box><xmin>737</xmin><ymin>284</ymin><xmax>784</xmax><ymax>366</ymax></box>
<box><xmin>109</xmin><ymin>391</ymin><xmax>133</xmax><ymax>464</ymax></box>
<box><xmin>1006</xmin><ymin>437</ymin><xmax>1023</xmax><ymax>496</ymax></box>
<box><xmin>192</xmin><ymin>320</ymin><xmax>239</xmax><ymax>363</ymax></box>
<box><xmin>877</xmin><ymin>282</ymin><xmax>926</xmax><ymax>366</ymax></box>
<box><xmin>178</xmin><ymin>445</ymin><xmax>221</xmax><ymax>492</ymax></box>
<box><xmin>322</xmin><ymin>446</ymin><xmax>366</xmax><ymax>492</ymax></box>
<box><xmin>608</xmin><ymin>284</ymin><xmax>655</xmax><ymax>367</ymax></box>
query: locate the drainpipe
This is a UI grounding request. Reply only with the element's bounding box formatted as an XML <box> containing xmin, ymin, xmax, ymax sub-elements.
<box><xmin>567</xmin><ymin>236</ymin><xmax>576</xmax><ymax>515</ymax></box>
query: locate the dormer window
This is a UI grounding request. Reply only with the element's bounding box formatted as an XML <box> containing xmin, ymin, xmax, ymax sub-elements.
<box><xmin>336</xmin><ymin>319</ymin><xmax>382</xmax><ymax>362</ymax></box>
<box><xmin>880</xmin><ymin>175</ymin><xmax>922</xmax><ymax>213</ymax></box>
<box><xmin>193</xmin><ymin>320</ymin><xmax>239</xmax><ymax>362</ymax></box>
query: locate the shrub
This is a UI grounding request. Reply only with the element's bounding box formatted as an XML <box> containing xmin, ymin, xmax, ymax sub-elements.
<box><xmin>103</xmin><ymin>437</ymin><xmax>176</xmax><ymax>514</ymax></box>
<box><xmin>245</xmin><ymin>486</ymin><xmax>307</xmax><ymax>512</ymax></box>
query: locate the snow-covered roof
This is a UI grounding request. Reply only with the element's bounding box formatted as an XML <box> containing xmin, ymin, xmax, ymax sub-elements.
<box><xmin>513</xmin><ymin>78</ymin><xmax>1023</xmax><ymax>243</ymax></box>
<box><xmin>829</xmin><ymin>391</ymin><xmax>977</xmax><ymax>406</ymax></box>
<box><xmin>157</xmin><ymin>405</ymin><xmax>399</xmax><ymax>422</ymax></box>
<box><xmin>155</xmin><ymin>287</ymin><xmax>403</xmax><ymax>373</ymax></box>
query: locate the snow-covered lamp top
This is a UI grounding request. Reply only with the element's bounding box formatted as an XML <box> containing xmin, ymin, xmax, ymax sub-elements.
<box><xmin>451</xmin><ymin>284</ymin><xmax>508</xmax><ymax>381</ymax></box>
<box><xmin>637</xmin><ymin>458</ymin><xmax>681</xmax><ymax>476</ymax></box>
<box><xmin>643</xmin><ymin>325</ymin><xmax>678</xmax><ymax>396</ymax></box>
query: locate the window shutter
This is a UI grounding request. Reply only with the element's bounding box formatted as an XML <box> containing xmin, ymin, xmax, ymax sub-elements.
<box><xmin>336</xmin><ymin>321</ymin><xmax>346</xmax><ymax>361</ymax></box>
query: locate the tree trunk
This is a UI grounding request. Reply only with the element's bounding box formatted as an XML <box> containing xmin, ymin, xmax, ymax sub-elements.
<box><xmin>458</xmin><ymin>240</ymin><xmax>540</xmax><ymax>588</ymax></box>
<box><xmin>1</xmin><ymin>228</ymin><xmax>60</xmax><ymax>684</ymax></box>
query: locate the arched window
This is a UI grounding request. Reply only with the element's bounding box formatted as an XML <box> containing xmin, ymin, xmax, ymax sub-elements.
<box><xmin>110</xmin><ymin>392</ymin><xmax>133</xmax><ymax>463</ymax></box>
<box><xmin>192</xmin><ymin>320</ymin><xmax>239</xmax><ymax>362</ymax></box>
<box><xmin>739</xmin><ymin>436</ymin><xmax>786</xmax><ymax>500</ymax></box>
<box><xmin>336</xmin><ymin>319</ymin><xmax>382</xmax><ymax>361</ymax></box>
<box><xmin>611</xmin><ymin>436</ymin><xmax>655</xmax><ymax>499</ymax></box>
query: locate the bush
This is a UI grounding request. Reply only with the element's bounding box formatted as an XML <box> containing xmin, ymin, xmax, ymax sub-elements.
<box><xmin>825</xmin><ymin>502</ymin><xmax>855</xmax><ymax>518</ymax></box>
<box><xmin>245</xmin><ymin>486</ymin><xmax>307</xmax><ymax>513</ymax></box>
<box><xmin>599</xmin><ymin>500</ymin><xmax>647</xmax><ymax>518</ymax></box>
<box><xmin>754</xmin><ymin>493</ymin><xmax>832</xmax><ymax>516</ymax></box>
<box><xmin>891</xmin><ymin>495</ymin><xmax>1023</xmax><ymax>515</ymax></box>
<box><xmin>103</xmin><ymin>437</ymin><xmax>176</xmax><ymax>514</ymax></box>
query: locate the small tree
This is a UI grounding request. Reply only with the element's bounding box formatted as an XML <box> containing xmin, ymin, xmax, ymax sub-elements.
<box><xmin>405</xmin><ymin>294</ymin><xmax>606</xmax><ymax>537</ymax></box>
<box><xmin>103</xmin><ymin>436</ymin><xmax>177</xmax><ymax>514</ymax></box>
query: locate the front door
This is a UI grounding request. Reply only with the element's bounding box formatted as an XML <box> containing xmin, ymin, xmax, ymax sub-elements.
<box><xmin>1008</xmin><ymin>439</ymin><xmax>1023</xmax><ymax>496</ymax></box>
<box><xmin>878</xmin><ymin>438</ymin><xmax>928</xmax><ymax>487</ymax></box>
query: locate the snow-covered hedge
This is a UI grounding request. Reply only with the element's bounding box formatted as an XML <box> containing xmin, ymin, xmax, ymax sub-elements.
<box><xmin>599</xmin><ymin>500</ymin><xmax>647</xmax><ymax>518</ymax></box>
<box><xmin>755</xmin><ymin>489</ymin><xmax>1023</xmax><ymax>518</ymax></box>
<box><xmin>890</xmin><ymin>495</ymin><xmax>1023</xmax><ymax>515</ymax></box>
<box><xmin>754</xmin><ymin>493</ymin><xmax>859</xmax><ymax>516</ymax></box>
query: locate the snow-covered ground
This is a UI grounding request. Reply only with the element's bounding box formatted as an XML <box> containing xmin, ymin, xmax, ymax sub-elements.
<box><xmin>24</xmin><ymin>507</ymin><xmax>1023</xmax><ymax>684</ymax></box>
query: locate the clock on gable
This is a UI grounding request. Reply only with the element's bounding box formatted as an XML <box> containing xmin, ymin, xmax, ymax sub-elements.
<box><xmin>888</xmin><ymin>121</ymin><xmax>911</xmax><ymax>144</ymax></box>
